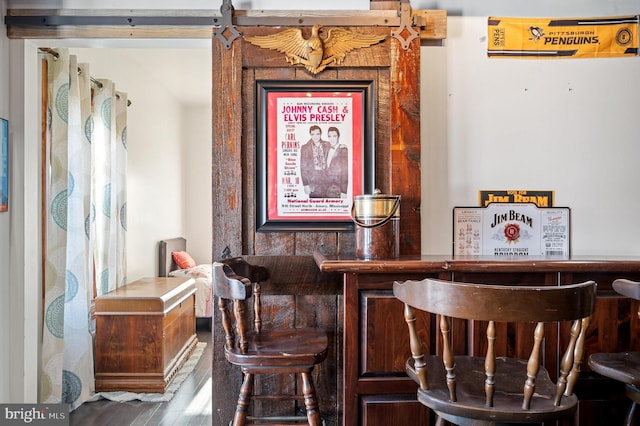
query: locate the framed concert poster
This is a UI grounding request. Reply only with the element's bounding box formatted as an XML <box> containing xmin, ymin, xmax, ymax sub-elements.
<box><xmin>255</xmin><ymin>80</ymin><xmax>375</xmax><ymax>232</ymax></box>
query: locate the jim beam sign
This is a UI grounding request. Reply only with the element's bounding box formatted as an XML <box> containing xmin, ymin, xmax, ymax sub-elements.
<box><xmin>453</xmin><ymin>203</ymin><xmax>570</xmax><ymax>257</ymax></box>
<box><xmin>479</xmin><ymin>190</ymin><xmax>554</xmax><ymax>207</ymax></box>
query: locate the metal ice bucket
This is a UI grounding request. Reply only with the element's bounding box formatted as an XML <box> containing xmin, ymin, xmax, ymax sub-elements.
<box><xmin>352</xmin><ymin>191</ymin><xmax>400</xmax><ymax>260</ymax></box>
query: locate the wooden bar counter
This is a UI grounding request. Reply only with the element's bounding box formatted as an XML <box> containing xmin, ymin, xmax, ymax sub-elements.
<box><xmin>313</xmin><ymin>252</ymin><xmax>640</xmax><ymax>426</ymax></box>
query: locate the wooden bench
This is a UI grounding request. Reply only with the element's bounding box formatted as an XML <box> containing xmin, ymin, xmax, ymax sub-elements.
<box><xmin>94</xmin><ymin>277</ymin><xmax>198</xmax><ymax>393</ymax></box>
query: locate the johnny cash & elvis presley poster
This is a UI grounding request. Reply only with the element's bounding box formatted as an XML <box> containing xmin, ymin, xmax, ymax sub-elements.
<box><xmin>257</xmin><ymin>81</ymin><xmax>370</xmax><ymax>231</ymax></box>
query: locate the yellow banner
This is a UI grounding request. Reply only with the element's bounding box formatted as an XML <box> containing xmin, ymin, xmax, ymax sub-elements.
<box><xmin>488</xmin><ymin>16</ymin><xmax>638</xmax><ymax>58</ymax></box>
<box><xmin>478</xmin><ymin>190</ymin><xmax>554</xmax><ymax>208</ymax></box>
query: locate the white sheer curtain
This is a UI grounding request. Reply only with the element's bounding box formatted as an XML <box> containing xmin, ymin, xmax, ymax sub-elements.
<box><xmin>40</xmin><ymin>48</ymin><xmax>128</xmax><ymax>410</ymax></box>
<box><xmin>93</xmin><ymin>79</ymin><xmax>128</xmax><ymax>294</ymax></box>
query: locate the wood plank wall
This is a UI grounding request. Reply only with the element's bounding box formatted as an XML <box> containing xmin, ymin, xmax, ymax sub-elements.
<box><xmin>211</xmin><ymin>23</ymin><xmax>422</xmax><ymax>425</ymax></box>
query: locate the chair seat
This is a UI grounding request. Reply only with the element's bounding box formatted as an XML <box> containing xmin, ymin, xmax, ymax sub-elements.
<box><xmin>408</xmin><ymin>356</ymin><xmax>578</xmax><ymax>425</ymax></box>
<box><xmin>225</xmin><ymin>328</ymin><xmax>328</xmax><ymax>367</ymax></box>
<box><xmin>589</xmin><ymin>352</ymin><xmax>640</xmax><ymax>387</ymax></box>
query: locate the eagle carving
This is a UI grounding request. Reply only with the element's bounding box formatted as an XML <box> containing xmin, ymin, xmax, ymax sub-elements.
<box><xmin>244</xmin><ymin>25</ymin><xmax>387</xmax><ymax>74</ymax></box>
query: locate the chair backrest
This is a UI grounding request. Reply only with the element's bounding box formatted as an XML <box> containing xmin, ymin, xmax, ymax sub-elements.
<box><xmin>613</xmin><ymin>279</ymin><xmax>640</xmax><ymax>323</ymax></box>
<box><xmin>613</xmin><ymin>279</ymin><xmax>640</xmax><ymax>301</ymax></box>
<box><xmin>393</xmin><ymin>278</ymin><xmax>596</xmax><ymax>411</ymax></box>
<box><xmin>212</xmin><ymin>258</ymin><xmax>270</xmax><ymax>353</ymax></box>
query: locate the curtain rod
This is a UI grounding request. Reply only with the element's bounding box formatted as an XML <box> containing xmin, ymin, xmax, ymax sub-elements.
<box><xmin>39</xmin><ymin>47</ymin><xmax>132</xmax><ymax>107</ymax></box>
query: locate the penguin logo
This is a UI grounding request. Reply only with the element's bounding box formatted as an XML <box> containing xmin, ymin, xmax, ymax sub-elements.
<box><xmin>528</xmin><ymin>26</ymin><xmax>545</xmax><ymax>41</ymax></box>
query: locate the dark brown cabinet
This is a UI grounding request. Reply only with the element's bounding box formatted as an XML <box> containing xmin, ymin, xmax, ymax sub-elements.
<box><xmin>315</xmin><ymin>256</ymin><xmax>448</xmax><ymax>425</ymax></box>
<box><xmin>315</xmin><ymin>254</ymin><xmax>640</xmax><ymax>425</ymax></box>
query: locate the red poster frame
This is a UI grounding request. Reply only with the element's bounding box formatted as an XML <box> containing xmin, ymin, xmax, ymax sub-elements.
<box><xmin>256</xmin><ymin>80</ymin><xmax>375</xmax><ymax>232</ymax></box>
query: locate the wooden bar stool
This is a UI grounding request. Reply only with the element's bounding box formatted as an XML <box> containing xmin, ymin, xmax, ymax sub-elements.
<box><xmin>588</xmin><ymin>278</ymin><xmax>640</xmax><ymax>426</ymax></box>
<box><xmin>213</xmin><ymin>258</ymin><xmax>328</xmax><ymax>426</ymax></box>
<box><xmin>394</xmin><ymin>278</ymin><xmax>596</xmax><ymax>426</ymax></box>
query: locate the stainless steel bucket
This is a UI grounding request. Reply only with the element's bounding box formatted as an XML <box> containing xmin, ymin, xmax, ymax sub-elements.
<box><xmin>352</xmin><ymin>191</ymin><xmax>401</xmax><ymax>260</ymax></box>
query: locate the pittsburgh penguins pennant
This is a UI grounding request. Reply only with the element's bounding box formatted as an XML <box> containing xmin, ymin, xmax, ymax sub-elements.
<box><xmin>488</xmin><ymin>16</ymin><xmax>639</xmax><ymax>58</ymax></box>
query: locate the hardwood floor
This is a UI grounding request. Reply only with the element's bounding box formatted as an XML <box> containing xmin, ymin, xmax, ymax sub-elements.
<box><xmin>70</xmin><ymin>320</ymin><xmax>213</xmax><ymax>426</ymax></box>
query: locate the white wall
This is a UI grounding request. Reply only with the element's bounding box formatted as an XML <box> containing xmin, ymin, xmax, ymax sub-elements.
<box><xmin>0</xmin><ymin>0</ymin><xmax>10</xmax><ymax>404</ymax></box>
<box><xmin>69</xmin><ymin>48</ymin><xmax>212</xmax><ymax>280</ymax></box>
<box><xmin>421</xmin><ymin>16</ymin><xmax>640</xmax><ymax>255</ymax></box>
<box><xmin>183</xmin><ymin>106</ymin><xmax>213</xmax><ymax>264</ymax></box>
<box><xmin>411</xmin><ymin>0</ymin><xmax>638</xmax><ymax>17</ymax></box>
<box><xmin>7</xmin><ymin>39</ymin><xmax>41</xmax><ymax>404</ymax></box>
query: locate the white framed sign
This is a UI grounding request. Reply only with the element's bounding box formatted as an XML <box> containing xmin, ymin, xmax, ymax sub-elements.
<box><xmin>453</xmin><ymin>203</ymin><xmax>570</xmax><ymax>257</ymax></box>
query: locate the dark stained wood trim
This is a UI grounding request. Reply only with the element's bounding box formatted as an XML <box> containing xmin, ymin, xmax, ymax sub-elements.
<box><xmin>447</xmin><ymin>257</ymin><xmax>640</xmax><ymax>273</ymax></box>
<box><xmin>390</xmin><ymin>35</ymin><xmax>421</xmax><ymax>256</ymax></box>
<box><xmin>212</xmin><ymin>32</ymin><xmax>244</xmax><ymax>260</ymax></box>
<box><xmin>314</xmin><ymin>252</ymin><xmax>640</xmax><ymax>274</ymax></box>
<box><xmin>342</xmin><ymin>273</ymin><xmax>360</xmax><ymax>424</ymax></box>
<box><xmin>245</xmin><ymin>255</ymin><xmax>342</xmax><ymax>296</ymax></box>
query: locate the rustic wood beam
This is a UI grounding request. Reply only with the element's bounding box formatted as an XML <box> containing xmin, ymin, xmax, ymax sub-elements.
<box><xmin>369</xmin><ymin>1</ymin><xmax>402</xmax><ymax>11</ymax></box>
<box><xmin>5</xmin><ymin>9</ymin><xmax>446</xmax><ymax>40</ymax></box>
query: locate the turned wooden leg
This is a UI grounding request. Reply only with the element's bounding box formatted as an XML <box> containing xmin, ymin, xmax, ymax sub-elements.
<box><xmin>233</xmin><ymin>372</ymin><xmax>253</xmax><ymax>426</ymax></box>
<box><xmin>300</xmin><ymin>371</ymin><xmax>322</xmax><ymax>426</ymax></box>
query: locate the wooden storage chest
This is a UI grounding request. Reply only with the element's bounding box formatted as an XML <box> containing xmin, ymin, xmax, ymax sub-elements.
<box><xmin>94</xmin><ymin>276</ymin><xmax>198</xmax><ymax>393</ymax></box>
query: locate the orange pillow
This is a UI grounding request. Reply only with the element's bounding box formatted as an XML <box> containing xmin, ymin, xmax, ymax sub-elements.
<box><xmin>172</xmin><ymin>251</ymin><xmax>196</xmax><ymax>269</ymax></box>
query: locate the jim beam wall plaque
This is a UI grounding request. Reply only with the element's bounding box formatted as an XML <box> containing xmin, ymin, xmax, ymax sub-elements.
<box><xmin>453</xmin><ymin>203</ymin><xmax>570</xmax><ymax>257</ymax></box>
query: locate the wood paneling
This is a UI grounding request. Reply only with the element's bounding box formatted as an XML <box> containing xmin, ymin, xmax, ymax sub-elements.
<box><xmin>361</xmin><ymin>395</ymin><xmax>431</xmax><ymax>426</ymax></box>
<box><xmin>212</xmin><ymin>11</ymin><xmax>430</xmax><ymax>425</ymax></box>
<box><xmin>212</xmin><ymin>30</ymin><xmax>244</xmax><ymax>260</ymax></box>
<box><xmin>360</xmin><ymin>290</ymin><xmax>431</xmax><ymax>375</ymax></box>
<box><xmin>390</xmin><ymin>35</ymin><xmax>421</xmax><ymax>255</ymax></box>
<box><xmin>214</xmin><ymin>24</ymin><xmax>421</xmax><ymax>260</ymax></box>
